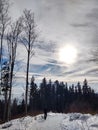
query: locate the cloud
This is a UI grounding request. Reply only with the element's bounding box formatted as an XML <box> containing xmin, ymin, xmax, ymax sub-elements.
<box><xmin>7</xmin><ymin>0</ymin><xmax>98</xmax><ymax>96</ymax></box>
<box><xmin>71</xmin><ymin>23</ymin><xmax>92</xmax><ymax>28</ymax></box>
<box><xmin>86</xmin><ymin>8</ymin><xmax>98</xmax><ymax>20</ymax></box>
<box><xmin>34</xmin><ymin>41</ymin><xmax>56</xmax><ymax>53</ymax></box>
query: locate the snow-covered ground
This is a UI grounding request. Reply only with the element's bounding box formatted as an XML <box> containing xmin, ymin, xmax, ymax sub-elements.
<box><xmin>0</xmin><ymin>112</ymin><xmax>98</xmax><ymax>130</ymax></box>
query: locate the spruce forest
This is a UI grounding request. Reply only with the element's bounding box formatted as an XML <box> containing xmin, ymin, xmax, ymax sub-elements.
<box><xmin>0</xmin><ymin>77</ymin><xmax>98</xmax><ymax>123</ymax></box>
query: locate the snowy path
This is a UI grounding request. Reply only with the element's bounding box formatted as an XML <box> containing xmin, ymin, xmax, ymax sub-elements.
<box><xmin>32</xmin><ymin>113</ymin><xmax>65</xmax><ymax>130</ymax></box>
<box><xmin>1</xmin><ymin>112</ymin><xmax>98</xmax><ymax>130</ymax></box>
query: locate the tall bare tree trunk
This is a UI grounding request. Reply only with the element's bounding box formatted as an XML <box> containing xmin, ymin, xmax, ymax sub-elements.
<box><xmin>0</xmin><ymin>28</ymin><xmax>4</xmax><ymax>63</ymax></box>
<box><xmin>7</xmin><ymin>17</ymin><xmax>23</xmax><ymax>121</ymax></box>
<box><xmin>25</xmin><ymin>50</ymin><xmax>30</xmax><ymax>115</ymax></box>
<box><xmin>0</xmin><ymin>0</ymin><xmax>10</xmax><ymax>121</ymax></box>
<box><xmin>0</xmin><ymin>29</ymin><xmax>4</xmax><ymax>95</ymax></box>
<box><xmin>7</xmin><ymin>62</ymin><xmax>14</xmax><ymax>121</ymax></box>
<box><xmin>3</xmin><ymin>88</ymin><xmax>8</xmax><ymax>121</ymax></box>
<box><xmin>21</xmin><ymin>9</ymin><xmax>38</xmax><ymax>116</ymax></box>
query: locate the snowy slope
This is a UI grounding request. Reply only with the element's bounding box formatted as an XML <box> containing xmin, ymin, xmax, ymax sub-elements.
<box><xmin>0</xmin><ymin>112</ymin><xmax>98</xmax><ymax>130</ymax></box>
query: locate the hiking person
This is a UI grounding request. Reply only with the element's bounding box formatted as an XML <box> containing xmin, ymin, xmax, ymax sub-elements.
<box><xmin>44</xmin><ymin>108</ymin><xmax>47</xmax><ymax>120</ymax></box>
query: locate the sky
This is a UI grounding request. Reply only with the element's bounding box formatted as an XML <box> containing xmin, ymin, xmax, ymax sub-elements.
<box><xmin>8</xmin><ymin>0</ymin><xmax>98</xmax><ymax>97</ymax></box>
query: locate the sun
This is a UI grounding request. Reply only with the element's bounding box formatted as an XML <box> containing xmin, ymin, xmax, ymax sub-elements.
<box><xmin>58</xmin><ymin>45</ymin><xmax>78</xmax><ymax>65</ymax></box>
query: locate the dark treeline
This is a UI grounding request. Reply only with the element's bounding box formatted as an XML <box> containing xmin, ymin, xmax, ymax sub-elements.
<box><xmin>29</xmin><ymin>77</ymin><xmax>98</xmax><ymax>113</ymax></box>
<box><xmin>0</xmin><ymin>77</ymin><xmax>98</xmax><ymax>123</ymax></box>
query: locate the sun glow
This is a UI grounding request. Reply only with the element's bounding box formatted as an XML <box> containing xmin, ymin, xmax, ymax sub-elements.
<box><xmin>58</xmin><ymin>45</ymin><xmax>78</xmax><ymax>65</ymax></box>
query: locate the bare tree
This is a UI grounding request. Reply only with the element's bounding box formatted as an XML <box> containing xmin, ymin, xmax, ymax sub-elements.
<box><xmin>20</xmin><ymin>9</ymin><xmax>38</xmax><ymax>115</ymax></box>
<box><xmin>0</xmin><ymin>0</ymin><xmax>10</xmax><ymax>63</ymax></box>
<box><xmin>7</xmin><ymin>17</ymin><xmax>23</xmax><ymax>121</ymax></box>
<box><xmin>0</xmin><ymin>0</ymin><xmax>10</xmax><ymax>122</ymax></box>
<box><xmin>0</xmin><ymin>0</ymin><xmax>10</xmax><ymax>97</ymax></box>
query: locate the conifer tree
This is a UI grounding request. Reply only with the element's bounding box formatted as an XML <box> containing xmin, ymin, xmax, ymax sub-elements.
<box><xmin>29</xmin><ymin>76</ymin><xmax>38</xmax><ymax>111</ymax></box>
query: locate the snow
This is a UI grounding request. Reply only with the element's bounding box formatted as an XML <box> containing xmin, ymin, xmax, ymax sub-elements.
<box><xmin>1</xmin><ymin>112</ymin><xmax>98</xmax><ymax>130</ymax></box>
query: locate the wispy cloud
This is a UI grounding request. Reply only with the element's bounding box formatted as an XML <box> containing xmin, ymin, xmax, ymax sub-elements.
<box><xmin>7</xmin><ymin>0</ymin><xmax>98</xmax><ymax>94</ymax></box>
